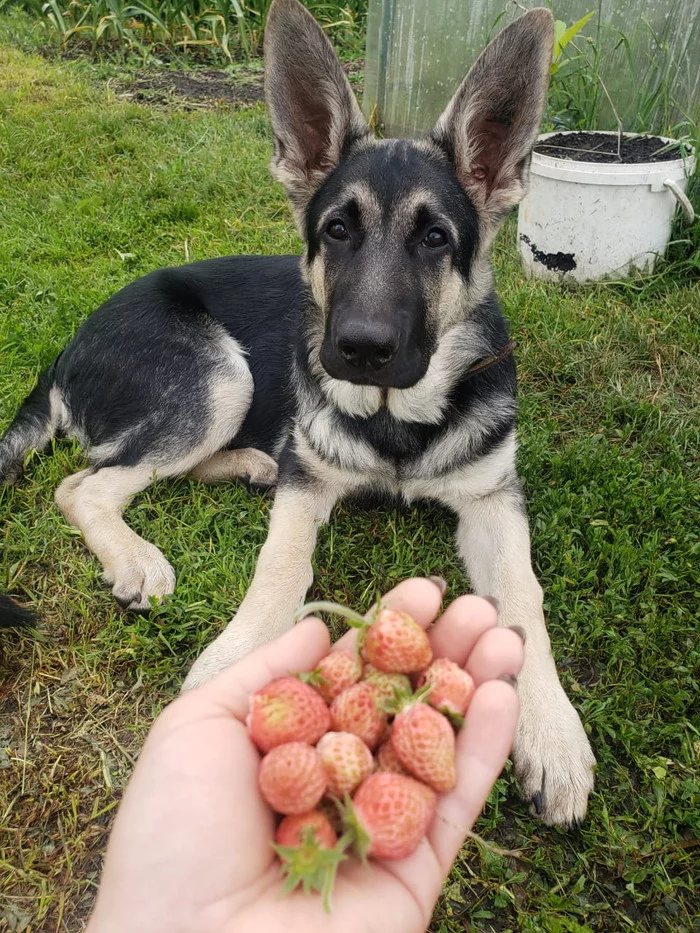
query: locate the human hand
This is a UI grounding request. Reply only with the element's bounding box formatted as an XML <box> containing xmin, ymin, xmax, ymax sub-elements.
<box><xmin>86</xmin><ymin>578</ymin><xmax>524</xmax><ymax>933</ymax></box>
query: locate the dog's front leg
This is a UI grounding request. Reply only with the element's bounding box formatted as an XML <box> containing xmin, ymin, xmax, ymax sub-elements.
<box><xmin>182</xmin><ymin>483</ymin><xmax>337</xmax><ymax>691</ymax></box>
<box><xmin>448</xmin><ymin>482</ymin><xmax>596</xmax><ymax>827</ymax></box>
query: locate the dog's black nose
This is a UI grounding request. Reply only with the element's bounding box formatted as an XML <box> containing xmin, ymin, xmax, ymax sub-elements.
<box><xmin>336</xmin><ymin>325</ymin><xmax>398</xmax><ymax>371</ymax></box>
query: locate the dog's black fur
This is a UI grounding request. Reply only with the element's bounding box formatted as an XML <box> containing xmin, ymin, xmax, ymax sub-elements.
<box><xmin>0</xmin><ymin>0</ymin><xmax>596</xmax><ymax>825</ymax></box>
<box><xmin>0</xmin><ymin>595</ymin><xmax>35</xmax><ymax>629</ymax></box>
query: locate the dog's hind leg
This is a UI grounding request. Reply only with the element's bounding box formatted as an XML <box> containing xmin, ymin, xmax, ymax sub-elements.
<box><xmin>55</xmin><ymin>465</ymin><xmax>177</xmax><ymax>610</ymax></box>
<box><xmin>191</xmin><ymin>449</ymin><xmax>278</xmax><ymax>487</ymax></box>
<box><xmin>54</xmin><ymin>327</ymin><xmax>254</xmax><ymax>611</ymax></box>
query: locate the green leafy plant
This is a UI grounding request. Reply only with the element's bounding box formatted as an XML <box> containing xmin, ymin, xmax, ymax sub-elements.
<box><xmin>550</xmin><ymin>9</ymin><xmax>594</xmax><ymax>76</ymax></box>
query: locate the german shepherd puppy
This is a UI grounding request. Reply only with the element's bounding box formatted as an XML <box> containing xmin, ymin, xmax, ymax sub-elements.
<box><xmin>0</xmin><ymin>0</ymin><xmax>595</xmax><ymax>824</ymax></box>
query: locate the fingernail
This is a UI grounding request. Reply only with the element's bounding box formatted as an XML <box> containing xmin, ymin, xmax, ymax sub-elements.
<box><xmin>428</xmin><ymin>575</ymin><xmax>448</xmax><ymax>596</ymax></box>
<box><xmin>483</xmin><ymin>595</ymin><xmax>500</xmax><ymax>612</ymax></box>
<box><xmin>498</xmin><ymin>673</ymin><xmax>518</xmax><ymax>689</ymax></box>
<box><xmin>508</xmin><ymin>624</ymin><xmax>526</xmax><ymax>644</ymax></box>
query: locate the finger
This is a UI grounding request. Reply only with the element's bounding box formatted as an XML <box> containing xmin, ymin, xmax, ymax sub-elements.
<box><xmin>429</xmin><ymin>679</ymin><xmax>519</xmax><ymax>872</ymax></box>
<box><xmin>465</xmin><ymin>627</ymin><xmax>524</xmax><ymax>686</ymax></box>
<box><xmin>428</xmin><ymin>595</ymin><xmax>499</xmax><ymax>666</ymax></box>
<box><xmin>198</xmin><ymin>617</ymin><xmax>331</xmax><ymax>721</ymax></box>
<box><xmin>332</xmin><ymin>577</ymin><xmax>444</xmax><ymax>653</ymax></box>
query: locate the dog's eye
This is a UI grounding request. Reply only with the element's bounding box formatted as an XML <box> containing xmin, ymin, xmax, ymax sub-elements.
<box><xmin>326</xmin><ymin>219</ymin><xmax>349</xmax><ymax>241</ymax></box>
<box><xmin>422</xmin><ymin>228</ymin><xmax>448</xmax><ymax>249</ymax></box>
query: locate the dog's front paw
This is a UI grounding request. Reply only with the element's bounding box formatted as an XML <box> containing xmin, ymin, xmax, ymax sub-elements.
<box><xmin>513</xmin><ymin>685</ymin><xmax>596</xmax><ymax>827</ymax></box>
<box><xmin>106</xmin><ymin>544</ymin><xmax>176</xmax><ymax>612</ymax></box>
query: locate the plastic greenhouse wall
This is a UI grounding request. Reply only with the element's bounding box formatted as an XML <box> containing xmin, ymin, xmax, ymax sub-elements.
<box><xmin>363</xmin><ymin>0</ymin><xmax>699</xmax><ymax>138</ymax></box>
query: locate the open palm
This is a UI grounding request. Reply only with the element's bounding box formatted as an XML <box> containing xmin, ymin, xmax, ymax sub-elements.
<box><xmin>87</xmin><ymin>579</ymin><xmax>523</xmax><ymax>933</ymax></box>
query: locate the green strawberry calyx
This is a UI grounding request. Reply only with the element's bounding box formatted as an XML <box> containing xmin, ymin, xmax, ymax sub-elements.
<box><xmin>272</xmin><ymin>826</ymin><xmax>349</xmax><ymax>913</ymax></box>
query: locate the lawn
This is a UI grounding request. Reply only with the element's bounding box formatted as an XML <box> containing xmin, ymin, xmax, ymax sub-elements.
<box><xmin>1</xmin><ymin>34</ymin><xmax>699</xmax><ymax>933</ymax></box>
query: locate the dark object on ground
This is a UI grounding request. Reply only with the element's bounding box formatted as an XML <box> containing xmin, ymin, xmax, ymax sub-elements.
<box><xmin>0</xmin><ymin>594</ymin><xmax>35</xmax><ymax>628</ymax></box>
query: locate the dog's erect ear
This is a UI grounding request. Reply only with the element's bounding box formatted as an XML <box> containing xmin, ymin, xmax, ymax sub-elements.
<box><xmin>431</xmin><ymin>8</ymin><xmax>553</xmax><ymax>230</ymax></box>
<box><xmin>264</xmin><ymin>0</ymin><xmax>368</xmax><ymax>223</ymax></box>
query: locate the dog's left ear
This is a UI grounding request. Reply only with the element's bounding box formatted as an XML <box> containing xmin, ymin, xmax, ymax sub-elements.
<box><xmin>431</xmin><ymin>8</ymin><xmax>554</xmax><ymax>230</ymax></box>
<box><xmin>264</xmin><ymin>0</ymin><xmax>368</xmax><ymax>225</ymax></box>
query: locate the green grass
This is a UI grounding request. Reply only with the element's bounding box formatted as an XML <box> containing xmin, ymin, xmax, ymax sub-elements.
<box><xmin>1</xmin><ymin>38</ymin><xmax>699</xmax><ymax>933</ymax></box>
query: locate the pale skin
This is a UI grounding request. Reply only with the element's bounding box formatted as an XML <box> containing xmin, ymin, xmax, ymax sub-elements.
<box><xmin>86</xmin><ymin>579</ymin><xmax>524</xmax><ymax>933</ymax></box>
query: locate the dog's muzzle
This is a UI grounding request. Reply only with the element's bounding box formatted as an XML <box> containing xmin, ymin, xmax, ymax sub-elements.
<box><xmin>320</xmin><ymin>319</ymin><xmax>428</xmax><ymax>389</ymax></box>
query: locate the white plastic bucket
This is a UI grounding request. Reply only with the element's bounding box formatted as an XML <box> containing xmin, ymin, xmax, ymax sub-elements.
<box><xmin>517</xmin><ymin>131</ymin><xmax>696</xmax><ymax>282</ymax></box>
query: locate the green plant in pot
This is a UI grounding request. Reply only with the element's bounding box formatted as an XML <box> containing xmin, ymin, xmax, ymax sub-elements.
<box><xmin>518</xmin><ymin>5</ymin><xmax>697</xmax><ymax>283</ymax></box>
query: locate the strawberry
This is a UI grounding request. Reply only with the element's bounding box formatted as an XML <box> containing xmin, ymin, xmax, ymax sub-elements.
<box><xmin>391</xmin><ymin>702</ymin><xmax>457</xmax><ymax>793</ymax></box>
<box><xmin>275</xmin><ymin>810</ymin><xmax>338</xmax><ymax>849</ymax></box>
<box><xmin>247</xmin><ymin>676</ymin><xmax>331</xmax><ymax>753</ymax></box>
<box><xmin>258</xmin><ymin>742</ymin><xmax>328</xmax><ymax>814</ymax></box>
<box><xmin>344</xmin><ymin>772</ymin><xmax>436</xmax><ymax>861</ymax></box>
<box><xmin>362</xmin><ymin>608</ymin><xmax>432</xmax><ymax>674</ymax></box>
<box><xmin>417</xmin><ymin>658</ymin><xmax>475</xmax><ymax>723</ymax></box>
<box><xmin>316</xmin><ymin>731</ymin><xmax>373</xmax><ymax>798</ymax></box>
<box><xmin>303</xmin><ymin>650</ymin><xmax>363</xmax><ymax>704</ymax></box>
<box><xmin>375</xmin><ymin>738</ymin><xmax>408</xmax><ymax>775</ymax></box>
<box><xmin>361</xmin><ymin>664</ymin><xmax>412</xmax><ymax>708</ymax></box>
<box><xmin>330</xmin><ymin>682</ymin><xmax>387</xmax><ymax>750</ymax></box>
<box><xmin>273</xmin><ymin>813</ymin><xmax>346</xmax><ymax>913</ymax></box>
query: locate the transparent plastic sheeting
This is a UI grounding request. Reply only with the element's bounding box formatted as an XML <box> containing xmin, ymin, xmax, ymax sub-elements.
<box><xmin>363</xmin><ymin>0</ymin><xmax>699</xmax><ymax>138</ymax></box>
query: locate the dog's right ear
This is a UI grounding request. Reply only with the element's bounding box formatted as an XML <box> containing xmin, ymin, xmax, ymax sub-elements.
<box><xmin>264</xmin><ymin>0</ymin><xmax>368</xmax><ymax>225</ymax></box>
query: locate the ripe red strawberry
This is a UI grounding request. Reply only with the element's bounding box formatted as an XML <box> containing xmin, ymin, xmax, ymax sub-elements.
<box><xmin>375</xmin><ymin>738</ymin><xmax>408</xmax><ymax>775</ymax></box>
<box><xmin>345</xmin><ymin>772</ymin><xmax>436</xmax><ymax>860</ymax></box>
<box><xmin>258</xmin><ymin>742</ymin><xmax>328</xmax><ymax>814</ymax></box>
<box><xmin>361</xmin><ymin>664</ymin><xmax>412</xmax><ymax>708</ymax></box>
<box><xmin>362</xmin><ymin>608</ymin><xmax>432</xmax><ymax>674</ymax></box>
<box><xmin>306</xmin><ymin>650</ymin><xmax>363</xmax><ymax>704</ymax></box>
<box><xmin>248</xmin><ymin>676</ymin><xmax>331</xmax><ymax>753</ymax></box>
<box><xmin>391</xmin><ymin>702</ymin><xmax>456</xmax><ymax>793</ymax></box>
<box><xmin>330</xmin><ymin>682</ymin><xmax>387</xmax><ymax>750</ymax></box>
<box><xmin>316</xmin><ymin>731</ymin><xmax>374</xmax><ymax>798</ymax></box>
<box><xmin>417</xmin><ymin>658</ymin><xmax>475</xmax><ymax>722</ymax></box>
<box><xmin>275</xmin><ymin>810</ymin><xmax>338</xmax><ymax>849</ymax></box>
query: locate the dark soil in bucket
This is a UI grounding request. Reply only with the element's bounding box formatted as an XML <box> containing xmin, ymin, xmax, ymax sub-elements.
<box><xmin>534</xmin><ymin>132</ymin><xmax>684</xmax><ymax>164</ymax></box>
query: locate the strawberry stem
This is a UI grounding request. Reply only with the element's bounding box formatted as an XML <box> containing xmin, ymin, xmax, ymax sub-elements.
<box><xmin>340</xmin><ymin>793</ymin><xmax>372</xmax><ymax>864</ymax></box>
<box><xmin>294</xmin><ymin>601</ymin><xmax>368</xmax><ymax>628</ymax></box>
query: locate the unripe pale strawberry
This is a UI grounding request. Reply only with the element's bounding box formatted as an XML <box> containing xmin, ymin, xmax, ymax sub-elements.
<box><xmin>391</xmin><ymin>702</ymin><xmax>456</xmax><ymax>793</ymax></box>
<box><xmin>258</xmin><ymin>742</ymin><xmax>328</xmax><ymax>814</ymax></box>
<box><xmin>361</xmin><ymin>664</ymin><xmax>412</xmax><ymax>708</ymax></box>
<box><xmin>273</xmin><ymin>809</ymin><xmax>347</xmax><ymax>913</ymax></box>
<box><xmin>309</xmin><ymin>650</ymin><xmax>363</xmax><ymax>703</ymax></box>
<box><xmin>247</xmin><ymin>676</ymin><xmax>331</xmax><ymax>753</ymax></box>
<box><xmin>375</xmin><ymin>738</ymin><xmax>409</xmax><ymax>775</ymax></box>
<box><xmin>362</xmin><ymin>608</ymin><xmax>432</xmax><ymax>674</ymax></box>
<box><xmin>330</xmin><ymin>682</ymin><xmax>387</xmax><ymax>750</ymax></box>
<box><xmin>417</xmin><ymin>658</ymin><xmax>475</xmax><ymax>720</ymax></box>
<box><xmin>316</xmin><ymin>731</ymin><xmax>374</xmax><ymax>798</ymax></box>
<box><xmin>275</xmin><ymin>810</ymin><xmax>338</xmax><ymax>849</ymax></box>
<box><xmin>346</xmin><ymin>772</ymin><xmax>436</xmax><ymax>860</ymax></box>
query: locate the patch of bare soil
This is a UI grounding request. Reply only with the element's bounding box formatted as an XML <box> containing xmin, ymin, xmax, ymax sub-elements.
<box><xmin>114</xmin><ymin>68</ymin><xmax>265</xmax><ymax>110</ymax></box>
